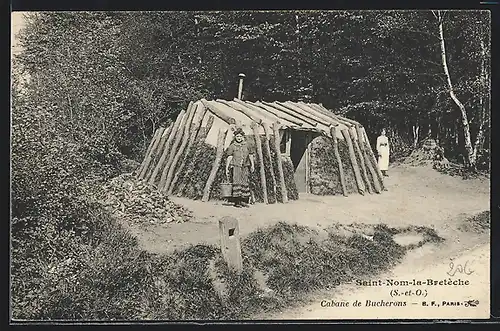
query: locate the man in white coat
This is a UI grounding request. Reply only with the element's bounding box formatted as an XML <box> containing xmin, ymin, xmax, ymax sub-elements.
<box><xmin>377</xmin><ymin>128</ymin><xmax>390</xmax><ymax>176</ymax></box>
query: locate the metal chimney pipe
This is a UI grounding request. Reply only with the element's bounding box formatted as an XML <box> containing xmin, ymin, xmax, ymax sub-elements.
<box><xmin>237</xmin><ymin>73</ymin><xmax>246</xmax><ymax>100</ymax></box>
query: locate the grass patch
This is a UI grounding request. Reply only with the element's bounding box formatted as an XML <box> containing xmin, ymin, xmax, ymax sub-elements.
<box><xmin>13</xmin><ymin>213</ymin><xmax>448</xmax><ymax>321</ymax></box>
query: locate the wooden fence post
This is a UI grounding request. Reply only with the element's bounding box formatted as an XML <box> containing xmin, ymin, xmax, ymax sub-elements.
<box><xmin>219</xmin><ymin>216</ymin><xmax>243</xmax><ymax>274</ymax></box>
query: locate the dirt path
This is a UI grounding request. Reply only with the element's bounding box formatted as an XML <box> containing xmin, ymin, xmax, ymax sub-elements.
<box><xmin>122</xmin><ymin>165</ymin><xmax>489</xmax><ymax>255</ymax></box>
<box><xmin>258</xmin><ymin>238</ymin><xmax>490</xmax><ymax>320</ymax></box>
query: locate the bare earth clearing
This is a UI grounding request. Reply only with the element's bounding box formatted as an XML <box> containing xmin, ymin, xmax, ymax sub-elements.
<box><xmin>120</xmin><ymin>165</ymin><xmax>490</xmax><ymax>320</ymax></box>
<box><xmin>118</xmin><ymin>163</ymin><xmax>490</xmax><ymax>319</ymax></box>
<box><xmin>121</xmin><ymin>164</ymin><xmax>489</xmax><ymax>255</ymax></box>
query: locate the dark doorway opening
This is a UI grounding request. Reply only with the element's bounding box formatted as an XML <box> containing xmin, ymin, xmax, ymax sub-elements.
<box><xmin>290</xmin><ymin>130</ymin><xmax>309</xmax><ymax>193</ymax></box>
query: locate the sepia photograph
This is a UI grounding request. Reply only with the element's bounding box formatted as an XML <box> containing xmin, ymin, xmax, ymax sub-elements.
<box><xmin>10</xmin><ymin>9</ymin><xmax>491</xmax><ymax>321</ymax></box>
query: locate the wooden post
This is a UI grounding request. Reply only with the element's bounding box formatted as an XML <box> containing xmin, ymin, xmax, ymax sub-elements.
<box><xmin>148</xmin><ymin>109</ymin><xmax>186</xmax><ymax>185</ymax></box>
<box><xmin>158</xmin><ymin>105</ymin><xmax>192</xmax><ymax>189</ymax></box>
<box><xmin>219</xmin><ymin>216</ymin><xmax>243</xmax><ymax>274</ymax></box>
<box><xmin>251</xmin><ymin>122</ymin><xmax>268</xmax><ymax>204</ymax></box>
<box><xmin>361</xmin><ymin>127</ymin><xmax>386</xmax><ymax>191</ymax></box>
<box><xmin>137</xmin><ymin>128</ymin><xmax>161</xmax><ymax>178</ymax></box>
<box><xmin>263</xmin><ymin>125</ymin><xmax>278</xmax><ymax>201</ymax></box>
<box><xmin>139</xmin><ymin>127</ymin><xmax>165</xmax><ymax>179</ymax></box>
<box><xmin>169</xmin><ymin>105</ymin><xmax>208</xmax><ymax>194</ymax></box>
<box><xmin>163</xmin><ymin>104</ymin><xmax>199</xmax><ymax>193</ymax></box>
<box><xmin>357</xmin><ymin>126</ymin><xmax>382</xmax><ymax>194</ymax></box>
<box><xmin>176</xmin><ymin>115</ymin><xmax>215</xmax><ymax>196</ymax></box>
<box><xmin>351</xmin><ymin>127</ymin><xmax>373</xmax><ymax>194</ymax></box>
<box><xmin>330</xmin><ymin>126</ymin><xmax>347</xmax><ymax>197</ymax></box>
<box><xmin>341</xmin><ymin>128</ymin><xmax>365</xmax><ymax>195</ymax></box>
<box><xmin>202</xmin><ymin>128</ymin><xmax>229</xmax><ymax>202</ymax></box>
<box><xmin>272</xmin><ymin>122</ymin><xmax>288</xmax><ymax>203</ymax></box>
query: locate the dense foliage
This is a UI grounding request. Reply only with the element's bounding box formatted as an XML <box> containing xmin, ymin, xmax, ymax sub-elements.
<box><xmin>11</xmin><ymin>10</ymin><xmax>490</xmax><ymax>320</ymax></box>
<box><xmin>14</xmin><ymin>11</ymin><xmax>490</xmax><ymax>164</ymax></box>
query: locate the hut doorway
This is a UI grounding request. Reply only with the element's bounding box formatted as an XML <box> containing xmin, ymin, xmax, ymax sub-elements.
<box><xmin>290</xmin><ymin>130</ymin><xmax>311</xmax><ymax>193</ymax></box>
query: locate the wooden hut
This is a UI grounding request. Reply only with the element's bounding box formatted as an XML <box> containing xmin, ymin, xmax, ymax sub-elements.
<box><xmin>136</xmin><ymin>99</ymin><xmax>385</xmax><ymax>204</ymax></box>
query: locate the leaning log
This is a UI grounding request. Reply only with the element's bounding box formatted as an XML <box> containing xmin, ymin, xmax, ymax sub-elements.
<box><xmin>361</xmin><ymin>127</ymin><xmax>386</xmax><ymax>191</ymax></box>
<box><xmin>272</xmin><ymin>122</ymin><xmax>288</xmax><ymax>203</ymax></box>
<box><xmin>330</xmin><ymin>126</ymin><xmax>347</xmax><ymax>197</ymax></box>
<box><xmin>316</xmin><ymin>103</ymin><xmax>362</xmax><ymax>127</ymax></box>
<box><xmin>144</xmin><ymin>125</ymin><xmax>173</xmax><ymax>181</ymax></box>
<box><xmin>351</xmin><ymin>126</ymin><xmax>373</xmax><ymax>194</ymax></box>
<box><xmin>169</xmin><ymin>104</ymin><xmax>208</xmax><ymax>194</ymax></box>
<box><xmin>163</xmin><ymin>104</ymin><xmax>199</xmax><ymax>193</ymax></box>
<box><xmin>308</xmin><ymin>103</ymin><xmax>353</xmax><ymax>128</ymax></box>
<box><xmin>202</xmin><ymin>128</ymin><xmax>229</xmax><ymax>202</ymax></box>
<box><xmin>147</xmin><ymin>107</ymin><xmax>186</xmax><ymax>185</ymax></box>
<box><xmin>255</xmin><ymin>101</ymin><xmax>304</xmax><ymax>127</ymax></box>
<box><xmin>263</xmin><ymin>124</ymin><xmax>278</xmax><ymax>200</ymax></box>
<box><xmin>341</xmin><ymin>128</ymin><xmax>365</xmax><ymax>195</ymax></box>
<box><xmin>201</xmin><ymin>99</ymin><xmax>236</xmax><ymax>125</ymax></box>
<box><xmin>145</xmin><ymin>125</ymin><xmax>173</xmax><ymax>181</ymax></box>
<box><xmin>137</xmin><ymin>128</ymin><xmax>161</xmax><ymax>178</ymax></box>
<box><xmin>216</xmin><ymin>99</ymin><xmax>263</xmax><ymax>124</ymax></box>
<box><xmin>280</xmin><ymin>101</ymin><xmax>332</xmax><ymax>127</ymax></box>
<box><xmin>176</xmin><ymin>115</ymin><xmax>215</xmax><ymax>196</ymax></box>
<box><xmin>262</xmin><ymin>101</ymin><xmax>318</xmax><ymax>127</ymax></box>
<box><xmin>139</xmin><ymin>126</ymin><xmax>165</xmax><ymax>179</ymax></box>
<box><xmin>158</xmin><ymin>105</ymin><xmax>192</xmax><ymax>189</ymax></box>
<box><xmin>251</xmin><ymin>122</ymin><xmax>268</xmax><ymax>204</ymax></box>
<box><xmin>357</xmin><ymin>126</ymin><xmax>382</xmax><ymax>194</ymax></box>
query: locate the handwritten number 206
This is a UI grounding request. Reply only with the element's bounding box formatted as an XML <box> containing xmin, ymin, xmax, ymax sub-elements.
<box><xmin>447</xmin><ymin>260</ymin><xmax>474</xmax><ymax>277</ymax></box>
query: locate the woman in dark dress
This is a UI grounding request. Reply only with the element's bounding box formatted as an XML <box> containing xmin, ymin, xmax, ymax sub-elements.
<box><xmin>225</xmin><ymin>128</ymin><xmax>255</xmax><ymax>207</ymax></box>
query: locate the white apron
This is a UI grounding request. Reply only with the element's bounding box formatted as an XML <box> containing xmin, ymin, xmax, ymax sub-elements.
<box><xmin>376</xmin><ymin>135</ymin><xmax>390</xmax><ymax>171</ymax></box>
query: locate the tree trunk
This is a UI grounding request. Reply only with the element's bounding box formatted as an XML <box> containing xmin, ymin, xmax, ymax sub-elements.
<box><xmin>361</xmin><ymin>127</ymin><xmax>386</xmax><ymax>191</ymax></box>
<box><xmin>272</xmin><ymin>122</ymin><xmax>288</xmax><ymax>203</ymax></box>
<box><xmin>251</xmin><ymin>122</ymin><xmax>268</xmax><ymax>204</ymax></box>
<box><xmin>330</xmin><ymin>126</ymin><xmax>347</xmax><ymax>197</ymax></box>
<box><xmin>357</xmin><ymin>126</ymin><xmax>382</xmax><ymax>194</ymax></box>
<box><xmin>436</xmin><ymin>10</ymin><xmax>475</xmax><ymax>168</ymax></box>
<box><xmin>169</xmin><ymin>104</ymin><xmax>208</xmax><ymax>194</ymax></box>
<box><xmin>176</xmin><ymin>115</ymin><xmax>215</xmax><ymax>196</ymax></box>
<box><xmin>412</xmin><ymin>124</ymin><xmax>420</xmax><ymax>148</ymax></box>
<box><xmin>163</xmin><ymin>104</ymin><xmax>199</xmax><ymax>194</ymax></box>
<box><xmin>341</xmin><ymin>128</ymin><xmax>365</xmax><ymax>195</ymax></box>
<box><xmin>147</xmin><ymin>108</ymin><xmax>185</xmax><ymax>185</ymax></box>
<box><xmin>137</xmin><ymin>128</ymin><xmax>161</xmax><ymax>177</ymax></box>
<box><xmin>138</xmin><ymin>127</ymin><xmax>165</xmax><ymax>179</ymax></box>
<box><xmin>472</xmin><ymin>37</ymin><xmax>488</xmax><ymax>164</ymax></box>
<box><xmin>351</xmin><ymin>127</ymin><xmax>373</xmax><ymax>194</ymax></box>
<box><xmin>158</xmin><ymin>106</ymin><xmax>191</xmax><ymax>189</ymax></box>
<box><xmin>145</xmin><ymin>126</ymin><xmax>172</xmax><ymax>182</ymax></box>
<box><xmin>263</xmin><ymin>124</ymin><xmax>278</xmax><ymax>201</ymax></box>
<box><xmin>202</xmin><ymin>128</ymin><xmax>228</xmax><ymax>202</ymax></box>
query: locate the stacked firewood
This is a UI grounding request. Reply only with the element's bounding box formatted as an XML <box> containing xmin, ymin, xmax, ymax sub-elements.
<box><xmin>99</xmin><ymin>173</ymin><xmax>192</xmax><ymax>225</ymax></box>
